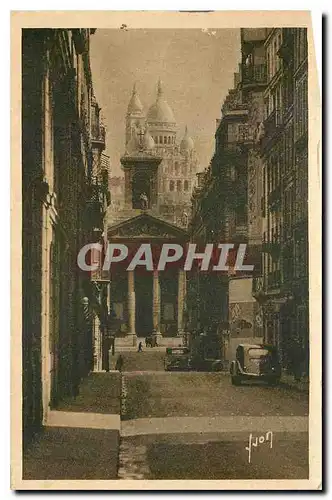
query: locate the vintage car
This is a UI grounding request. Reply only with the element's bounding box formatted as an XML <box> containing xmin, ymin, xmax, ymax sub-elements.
<box><xmin>230</xmin><ymin>343</ymin><xmax>281</xmax><ymax>385</ymax></box>
<box><xmin>164</xmin><ymin>347</ymin><xmax>191</xmax><ymax>371</ymax></box>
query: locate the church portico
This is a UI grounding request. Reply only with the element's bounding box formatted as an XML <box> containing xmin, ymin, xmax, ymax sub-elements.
<box><xmin>107</xmin><ymin>267</ymin><xmax>185</xmax><ymax>349</ymax></box>
<box><xmin>89</xmin><ymin>213</ymin><xmax>189</xmax><ymax>362</ymax></box>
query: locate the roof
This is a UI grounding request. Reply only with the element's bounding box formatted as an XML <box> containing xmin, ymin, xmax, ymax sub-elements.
<box><xmin>146</xmin><ymin>80</ymin><xmax>176</xmax><ymax>125</ymax></box>
<box><xmin>127</xmin><ymin>83</ymin><xmax>144</xmax><ymax>115</ymax></box>
<box><xmin>107</xmin><ymin>212</ymin><xmax>189</xmax><ymax>240</ymax></box>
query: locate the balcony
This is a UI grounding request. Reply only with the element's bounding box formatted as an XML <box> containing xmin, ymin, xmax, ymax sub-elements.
<box><xmin>91</xmin><ymin>124</ymin><xmax>106</xmax><ymax>147</ymax></box>
<box><xmin>234</xmin><ymin>224</ymin><xmax>248</xmax><ymax>239</ymax></box>
<box><xmin>242</xmin><ymin>64</ymin><xmax>267</xmax><ymax>86</ymax></box>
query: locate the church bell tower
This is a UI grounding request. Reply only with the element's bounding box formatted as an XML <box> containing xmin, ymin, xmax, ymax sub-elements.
<box><xmin>121</xmin><ymin>125</ymin><xmax>162</xmax><ymax>211</ymax></box>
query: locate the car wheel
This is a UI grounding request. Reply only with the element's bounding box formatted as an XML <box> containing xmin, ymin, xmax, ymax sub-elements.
<box><xmin>231</xmin><ymin>376</ymin><xmax>241</xmax><ymax>386</ymax></box>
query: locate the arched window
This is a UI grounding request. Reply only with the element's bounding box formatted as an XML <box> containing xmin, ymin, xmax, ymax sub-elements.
<box><xmin>163</xmin><ymin>136</ymin><xmax>167</xmax><ymax>144</ymax></box>
<box><xmin>177</xmin><ymin>180</ymin><xmax>182</xmax><ymax>192</ymax></box>
<box><xmin>169</xmin><ymin>180</ymin><xmax>175</xmax><ymax>192</ymax></box>
<box><xmin>159</xmin><ymin>136</ymin><xmax>162</xmax><ymax>144</ymax></box>
<box><xmin>168</xmin><ymin>136</ymin><xmax>171</xmax><ymax>144</ymax></box>
<box><xmin>175</xmin><ymin>162</ymin><xmax>179</xmax><ymax>175</ymax></box>
<box><xmin>184</xmin><ymin>180</ymin><xmax>189</xmax><ymax>191</ymax></box>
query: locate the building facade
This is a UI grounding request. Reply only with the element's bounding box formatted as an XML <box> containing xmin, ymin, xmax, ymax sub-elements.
<box><xmin>22</xmin><ymin>28</ymin><xmax>109</xmax><ymax>442</ymax></box>
<box><xmin>189</xmin><ymin>28</ymin><xmax>309</xmax><ymax>376</ymax></box>
<box><xmin>109</xmin><ymin>176</ymin><xmax>125</xmax><ymax>213</ymax></box>
<box><xmin>253</xmin><ymin>28</ymin><xmax>309</xmax><ymax>375</ymax></box>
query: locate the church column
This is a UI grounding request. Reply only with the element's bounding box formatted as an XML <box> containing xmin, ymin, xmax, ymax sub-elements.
<box><xmin>177</xmin><ymin>269</ymin><xmax>186</xmax><ymax>337</ymax></box>
<box><xmin>152</xmin><ymin>270</ymin><xmax>162</xmax><ymax>341</ymax></box>
<box><xmin>127</xmin><ymin>270</ymin><xmax>137</xmax><ymax>345</ymax></box>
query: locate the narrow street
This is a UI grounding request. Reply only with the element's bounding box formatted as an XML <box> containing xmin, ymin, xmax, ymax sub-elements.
<box><xmin>118</xmin><ymin>351</ymin><xmax>309</xmax><ymax>480</ymax></box>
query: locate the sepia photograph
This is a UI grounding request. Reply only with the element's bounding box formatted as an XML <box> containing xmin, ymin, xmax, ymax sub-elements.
<box><xmin>11</xmin><ymin>10</ymin><xmax>321</xmax><ymax>490</ymax></box>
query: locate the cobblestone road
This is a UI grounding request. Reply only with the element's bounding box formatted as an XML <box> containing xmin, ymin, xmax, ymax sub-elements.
<box><xmin>118</xmin><ymin>353</ymin><xmax>309</xmax><ymax>480</ymax></box>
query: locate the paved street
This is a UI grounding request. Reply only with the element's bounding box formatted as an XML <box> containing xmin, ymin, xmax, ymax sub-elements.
<box><xmin>118</xmin><ymin>350</ymin><xmax>309</xmax><ymax>480</ymax></box>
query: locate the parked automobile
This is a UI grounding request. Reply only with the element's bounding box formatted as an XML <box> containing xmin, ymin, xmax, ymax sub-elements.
<box><xmin>164</xmin><ymin>347</ymin><xmax>191</xmax><ymax>371</ymax></box>
<box><xmin>230</xmin><ymin>343</ymin><xmax>281</xmax><ymax>385</ymax></box>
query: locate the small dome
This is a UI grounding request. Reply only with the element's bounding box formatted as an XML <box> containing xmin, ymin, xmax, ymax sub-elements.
<box><xmin>127</xmin><ymin>127</ymin><xmax>155</xmax><ymax>153</ymax></box>
<box><xmin>147</xmin><ymin>79</ymin><xmax>176</xmax><ymax>125</ymax></box>
<box><xmin>180</xmin><ymin>126</ymin><xmax>194</xmax><ymax>152</ymax></box>
<box><xmin>127</xmin><ymin>83</ymin><xmax>144</xmax><ymax>115</ymax></box>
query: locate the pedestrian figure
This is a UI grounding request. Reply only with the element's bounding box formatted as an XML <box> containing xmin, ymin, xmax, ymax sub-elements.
<box><xmin>139</xmin><ymin>192</ymin><xmax>148</xmax><ymax>210</ymax></box>
<box><xmin>138</xmin><ymin>341</ymin><xmax>143</xmax><ymax>352</ymax></box>
<box><xmin>145</xmin><ymin>335</ymin><xmax>153</xmax><ymax>347</ymax></box>
<box><xmin>115</xmin><ymin>354</ymin><xmax>123</xmax><ymax>372</ymax></box>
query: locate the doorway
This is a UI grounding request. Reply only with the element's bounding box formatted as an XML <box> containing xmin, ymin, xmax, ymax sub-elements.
<box><xmin>135</xmin><ymin>272</ymin><xmax>153</xmax><ymax>336</ymax></box>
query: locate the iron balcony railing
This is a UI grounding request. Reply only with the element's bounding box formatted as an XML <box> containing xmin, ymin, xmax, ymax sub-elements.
<box><xmin>91</xmin><ymin>124</ymin><xmax>106</xmax><ymax>145</ymax></box>
<box><xmin>242</xmin><ymin>64</ymin><xmax>267</xmax><ymax>85</ymax></box>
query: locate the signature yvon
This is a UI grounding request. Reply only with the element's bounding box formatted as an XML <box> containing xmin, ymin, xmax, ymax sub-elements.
<box><xmin>245</xmin><ymin>431</ymin><xmax>273</xmax><ymax>463</ymax></box>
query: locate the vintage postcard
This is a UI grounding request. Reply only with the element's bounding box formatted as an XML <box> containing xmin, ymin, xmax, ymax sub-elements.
<box><xmin>11</xmin><ymin>10</ymin><xmax>322</xmax><ymax>490</ymax></box>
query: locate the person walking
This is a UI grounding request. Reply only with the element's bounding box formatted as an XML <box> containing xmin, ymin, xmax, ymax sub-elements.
<box><xmin>138</xmin><ymin>341</ymin><xmax>143</xmax><ymax>352</ymax></box>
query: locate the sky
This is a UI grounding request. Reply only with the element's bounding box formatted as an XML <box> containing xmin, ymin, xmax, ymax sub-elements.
<box><xmin>90</xmin><ymin>28</ymin><xmax>241</xmax><ymax>176</ymax></box>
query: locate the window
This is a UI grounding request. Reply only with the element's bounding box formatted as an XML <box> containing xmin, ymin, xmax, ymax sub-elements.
<box><xmin>169</xmin><ymin>180</ymin><xmax>174</xmax><ymax>191</ymax></box>
<box><xmin>184</xmin><ymin>180</ymin><xmax>189</xmax><ymax>191</ymax></box>
<box><xmin>177</xmin><ymin>180</ymin><xmax>182</xmax><ymax>191</ymax></box>
<box><xmin>228</xmin><ymin>123</ymin><xmax>237</xmax><ymax>143</ymax></box>
<box><xmin>175</xmin><ymin>162</ymin><xmax>179</xmax><ymax>175</ymax></box>
<box><xmin>159</xmin><ymin>136</ymin><xmax>162</xmax><ymax>144</ymax></box>
<box><xmin>168</xmin><ymin>136</ymin><xmax>171</xmax><ymax>144</ymax></box>
<box><xmin>164</xmin><ymin>136</ymin><xmax>167</xmax><ymax>144</ymax></box>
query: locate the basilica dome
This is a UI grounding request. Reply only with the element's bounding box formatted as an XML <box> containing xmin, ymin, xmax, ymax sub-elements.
<box><xmin>147</xmin><ymin>80</ymin><xmax>176</xmax><ymax>125</ymax></box>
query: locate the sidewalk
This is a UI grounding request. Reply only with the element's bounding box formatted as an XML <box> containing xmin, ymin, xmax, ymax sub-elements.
<box><xmin>280</xmin><ymin>373</ymin><xmax>309</xmax><ymax>393</ymax></box>
<box><xmin>23</xmin><ymin>372</ymin><xmax>122</xmax><ymax>480</ymax></box>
